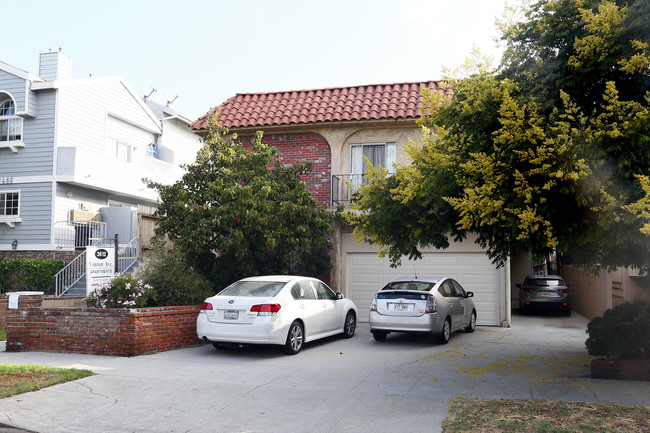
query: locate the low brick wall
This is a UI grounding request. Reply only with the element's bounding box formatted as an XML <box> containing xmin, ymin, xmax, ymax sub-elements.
<box><xmin>0</xmin><ymin>297</ymin><xmax>6</xmax><ymax>329</ymax></box>
<box><xmin>591</xmin><ymin>358</ymin><xmax>650</xmax><ymax>381</ymax></box>
<box><xmin>5</xmin><ymin>294</ymin><xmax>202</xmax><ymax>356</ymax></box>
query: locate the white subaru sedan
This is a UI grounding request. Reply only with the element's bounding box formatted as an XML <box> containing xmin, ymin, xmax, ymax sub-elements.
<box><xmin>197</xmin><ymin>275</ymin><xmax>358</xmax><ymax>354</ymax></box>
<box><xmin>369</xmin><ymin>276</ymin><xmax>477</xmax><ymax>344</ymax></box>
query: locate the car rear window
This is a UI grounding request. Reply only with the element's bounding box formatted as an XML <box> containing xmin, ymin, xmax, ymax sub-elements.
<box><xmin>528</xmin><ymin>279</ymin><xmax>565</xmax><ymax>286</ymax></box>
<box><xmin>382</xmin><ymin>282</ymin><xmax>435</xmax><ymax>291</ymax></box>
<box><xmin>218</xmin><ymin>281</ymin><xmax>286</xmax><ymax>297</ymax></box>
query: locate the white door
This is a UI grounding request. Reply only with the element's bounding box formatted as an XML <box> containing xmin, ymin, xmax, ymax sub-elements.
<box><xmin>347</xmin><ymin>252</ymin><xmax>502</xmax><ymax>326</ymax></box>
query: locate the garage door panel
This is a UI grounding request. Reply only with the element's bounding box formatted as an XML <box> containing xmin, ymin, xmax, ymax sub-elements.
<box><xmin>348</xmin><ymin>252</ymin><xmax>501</xmax><ymax>325</ymax></box>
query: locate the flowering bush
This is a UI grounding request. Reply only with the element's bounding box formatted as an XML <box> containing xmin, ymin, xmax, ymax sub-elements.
<box><xmin>86</xmin><ymin>273</ymin><xmax>152</xmax><ymax>308</ymax></box>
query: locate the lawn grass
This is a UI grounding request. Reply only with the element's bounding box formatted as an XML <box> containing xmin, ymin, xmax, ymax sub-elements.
<box><xmin>0</xmin><ymin>364</ymin><xmax>93</xmax><ymax>399</ymax></box>
<box><xmin>443</xmin><ymin>397</ymin><xmax>650</xmax><ymax>433</ymax></box>
<box><xmin>0</xmin><ymin>328</ymin><xmax>5</xmax><ymax>341</ymax></box>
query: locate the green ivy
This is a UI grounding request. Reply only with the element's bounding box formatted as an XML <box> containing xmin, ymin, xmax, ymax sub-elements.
<box><xmin>0</xmin><ymin>259</ymin><xmax>65</xmax><ymax>294</ymax></box>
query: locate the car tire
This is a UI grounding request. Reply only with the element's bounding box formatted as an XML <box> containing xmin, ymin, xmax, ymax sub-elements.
<box><xmin>563</xmin><ymin>307</ymin><xmax>572</xmax><ymax>317</ymax></box>
<box><xmin>342</xmin><ymin>311</ymin><xmax>356</xmax><ymax>338</ymax></box>
<box><xmin>437</xmin><ymin>318</ymin><xmax>451</xmax><ymax>344</ymax></box>
<box><xmin>372</xmin><ymin>331</ymin><xmax>387</xmax><ymax>341</ymax></box>
<box><xmin>465</xmin><ymin>311</ymin><xmax>476</xmax><ymax>333</ymax></box>
<box><xmin>284</xmin><ymin>321</ymin><xmax>304</xmax><ymax>355</ymax></box>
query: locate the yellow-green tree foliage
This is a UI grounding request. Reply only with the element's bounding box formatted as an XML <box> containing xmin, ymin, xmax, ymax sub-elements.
<box><xmin>347</xmin><ymin>0</ymin><xmax>650</xmax><ymax>271</ymax></box>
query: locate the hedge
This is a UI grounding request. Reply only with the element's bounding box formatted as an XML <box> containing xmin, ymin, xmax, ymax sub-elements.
<box><xmin>0</xmin><ymin>258</ymin><xmax>65</xmax><ymax>294</ymax></box>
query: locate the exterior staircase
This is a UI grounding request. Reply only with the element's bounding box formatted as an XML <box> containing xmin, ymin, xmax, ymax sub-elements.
<box><xmin>55</xmin><ymin>235</ymin><xmax>140</xmax><ymax>297</ymax></box>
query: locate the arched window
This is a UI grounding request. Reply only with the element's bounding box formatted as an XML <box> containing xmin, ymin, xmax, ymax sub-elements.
<box><xmin>0</xmin><ymin>95</ymin><xmax>22</xmax><ymax>143</ymax></box>
<box><xmin>0</xmin><ymin>100</ymin><xmax>15</xmax><ymax>115</ymax></box>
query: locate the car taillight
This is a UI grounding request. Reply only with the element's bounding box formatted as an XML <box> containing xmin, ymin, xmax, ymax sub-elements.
<box><xmin>200</xmin><ymin>302</ymin><xmax>213</xmax><ymax>312</ymax></box>
<box><xmin>426</xmin><ymin>296</ymin><xmax>437</xmax><ymax>313</ymax></box>
<box><xmin>522</xmin><ymin>287</ymin><xmax>532</xmax><ymax>292</ymax></box>
<box><xmin>560</xmin><ymin>288</ymin><xmax>569</xmax><ymax>293</ymax></box>
<box><xmin>251</xmin><ymin>304</ymin><xmax>281</xmax><ymax>316</ymax></box>
<box><xmin>370</xmin><ymin>295</ymin><xmax>377</xmax><ymax>311</ymax></box>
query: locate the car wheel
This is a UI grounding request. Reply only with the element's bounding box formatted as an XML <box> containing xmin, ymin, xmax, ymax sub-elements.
<box><xmin>563</xmin><ymin>307</ymin><xmax>572</xmax><ymax>317</ymax></box>
<box><xmin>465</xmin><ymin>311</ymin><xmax>476</xmax><ymax>333</ymax></box>
<box><xmin>284</xmin><ymin>321</ymin><xmax>304</xmax><ymax>355</ymax></box>
<box><xmin>437</xmin><ymin>318</ymin><xmax>451</xmax><ymax>344</ymax></box>
<box><xmin>342</xmin><ymin>311</ymin><xmax>356</xmax><ymax>338</ymax></box>
<box><xmin>372</xmin><ymin>331</ymin><xmax>387</xmax><ymax>341</ymax></box>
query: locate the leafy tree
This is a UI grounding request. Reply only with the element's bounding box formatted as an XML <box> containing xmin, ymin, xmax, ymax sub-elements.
<box><xmin>347</xmin><ymin>0</ymin><xmax>650</xmax><ymax>271</ymax></box>
<box><xmin>136</xmin><ymin>238</ymin><xmax>214</xmax><ymax>305</ymax></box>
<box><xmin>146</xmin><ymin>114</ymin><xmax>336</xmax><ymax>287</ymax></box>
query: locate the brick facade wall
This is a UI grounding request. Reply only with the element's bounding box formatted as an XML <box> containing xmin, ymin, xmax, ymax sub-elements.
<box><xmin>238</xmin><ymin>132</ymin><xmax>332</xmax><ymax>206</ymax></box>
<box><xmin>4</xmin><ymin>294</ymin><xmax>202</xmax><ymax>356</ymax></box>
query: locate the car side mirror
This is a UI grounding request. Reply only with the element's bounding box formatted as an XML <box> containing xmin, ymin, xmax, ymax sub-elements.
<box><xmin>466</xmin><ymin>292</ymin><xmax>474</xmax><ymax>298</ymax></box>
<box><xmin>336</xmin><ymin>292</ymin><xmax>344</xmax><ymax>300</ymax></box>
<box><xmin>516</xmin><ymin>283</ymin><xmax>521</xmax><ymax>288</ymax></box>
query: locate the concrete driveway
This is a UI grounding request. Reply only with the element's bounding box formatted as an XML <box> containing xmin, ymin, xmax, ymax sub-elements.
<box><xmin>0</xmin><ymin>312</ymin><xmax>648</xmax><ymax>433</ymax></box>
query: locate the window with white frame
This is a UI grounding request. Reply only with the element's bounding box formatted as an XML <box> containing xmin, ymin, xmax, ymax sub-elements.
<box><xmin>0</xmin><ymin>97</ymin><xmax>23</xmax><ymax>143</ymax></box>
<box><xmin>106</xmin><ymin>138</ymin><xmax>133</xmax><ymax>163</ymax></box>
<box><xmin>0</xmin><ymin>191</ymin><xmax>19</xmax><ymax>216</ymax></box>
<box><xmin>350</xmin><ymin>142</ymin><xmax>396</xmax><ymax>188</ymax></box>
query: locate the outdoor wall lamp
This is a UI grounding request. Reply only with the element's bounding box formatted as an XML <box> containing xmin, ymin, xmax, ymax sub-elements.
<box><xmin>11</xmin><ymin>239</ymin><xmax>18</xmax><ymax>250</ymax></box>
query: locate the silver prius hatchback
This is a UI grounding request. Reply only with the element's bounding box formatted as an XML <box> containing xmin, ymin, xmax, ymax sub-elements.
<box><xmin>369</xmin><ymin>276</ymin><xmax>477</xmax><ymax>344</ymax></box>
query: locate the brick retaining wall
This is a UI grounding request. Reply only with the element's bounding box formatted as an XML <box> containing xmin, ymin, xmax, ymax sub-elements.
<box><xmin>4</xmin><ymin>294</ymin><xmax>202</xmax><ymax>356</ymax></box>
<box><xmin>591</xmin><ymin>358</ymin><xmax>650</xmax><ymax>381</ymax></box>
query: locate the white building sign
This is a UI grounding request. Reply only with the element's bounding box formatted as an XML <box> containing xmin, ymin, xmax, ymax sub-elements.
<box><xmin>86</xmin><ymin>246</ymin><xmax>115</xmax><ymax>295</ymax></box>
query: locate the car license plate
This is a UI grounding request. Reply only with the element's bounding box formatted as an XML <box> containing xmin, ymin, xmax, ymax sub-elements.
<box><xmin>392</xmin><ymin>303</ymin><xmax>410</xmax><ymax>311</ymax></box>
<box><xmin>224</xmin><ymin>310</ymin><xmax>239</xmax><ymax>320</ymax></box>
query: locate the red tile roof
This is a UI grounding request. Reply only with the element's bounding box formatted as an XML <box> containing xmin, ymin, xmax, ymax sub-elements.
<box><xmin>191</xmin><ymin>81</ymin><xmax>448</xmax><ymax>131</ymax></box>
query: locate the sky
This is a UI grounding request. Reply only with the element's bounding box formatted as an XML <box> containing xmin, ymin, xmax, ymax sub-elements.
<box><xmin>4</xmin><ymin>0</ymin><xmax>510</xmax><ymax>122</ymax></box>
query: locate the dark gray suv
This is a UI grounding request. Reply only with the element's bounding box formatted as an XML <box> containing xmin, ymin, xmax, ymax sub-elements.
<box><xmin>517</xmin><ymin>275</ymin><xmax>571</xmax><ymax>316</ymax></box>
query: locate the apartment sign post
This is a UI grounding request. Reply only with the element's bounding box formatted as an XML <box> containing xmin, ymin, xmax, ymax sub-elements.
<box><xmin>86</xmin><ymin>234</ymin><xmax>117</xmax><ymax>296</ymax></box>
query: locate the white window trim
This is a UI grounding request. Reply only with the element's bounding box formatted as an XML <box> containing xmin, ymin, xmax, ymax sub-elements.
<box><xmin>0</xmin><ymin>96</ymin><xmax>24</xmax><ymax>153</ymax></box>
<box><xmin>0</xmin><ymin>190</ymin><xmax>21</xmax><ymax>227</ymax></box>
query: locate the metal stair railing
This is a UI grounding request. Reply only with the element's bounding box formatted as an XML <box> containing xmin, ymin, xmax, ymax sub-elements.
<box><xmin>55</xmin><ymin>250</ymin><xmax>87</xmax><ymax>297</ymax></box>
<box><xmin>118</xmin><ymin>236</ymin><xmax>140</xmax><ymax>274</ymax></box>
<box><xmin>55</xmin><ymin>235</ymin><xmax>141</xmax><ymax>297</ymax></box>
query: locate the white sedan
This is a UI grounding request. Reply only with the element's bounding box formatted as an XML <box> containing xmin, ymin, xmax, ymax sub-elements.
<box><xmin>197</xmin><ymin>275</ymin><xmax>359</xmax><ymax>354</ymax></box>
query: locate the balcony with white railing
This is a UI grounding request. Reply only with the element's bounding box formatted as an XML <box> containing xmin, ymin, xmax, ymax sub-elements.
<box><xmin>54</xmin><ymin>220</ymin><xmax>107</xmax><ymax>250</ymax></box>
<box><xmin>331</xmin><ymin>173</ymin><xmax>394</xmax><ymax>206</ymax></box>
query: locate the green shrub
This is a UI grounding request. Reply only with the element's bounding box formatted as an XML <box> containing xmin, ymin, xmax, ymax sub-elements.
<box><xmin>136</xmin><ymin>239</ymin><xmax>214</xmax><ymax>306</ymax></box>
<box><xmin>85</xmin><ymin>273</ymin><xmax>151</xmax><ymax>308</ymax></box>
<box><xmin>585</xmin><ymin>302</ymin><xmax>650</xmax><ymax>360</ymax></box>
<box><xmin>0</xmin><ymin>259</ymin><xmax>65</xmax><ymax>294</ymax></box>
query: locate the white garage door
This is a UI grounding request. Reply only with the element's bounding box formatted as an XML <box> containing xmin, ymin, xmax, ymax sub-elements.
<box><xmin>347</xmin><ymin>252</ymin><xmax>502</xmax><ymax>326</ymax></box>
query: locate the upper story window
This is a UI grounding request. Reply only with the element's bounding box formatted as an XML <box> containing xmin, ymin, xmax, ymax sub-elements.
<box><xmin>350</xmin><ymin>142</ymin><xmax>396</xmax><ymax>189</ymax></box>
<box><xmin>106</xmin><ymin>138</ymin><xmax>133</xmax><ymax>163</ymax></box>
<box><xmin>0</xmin><ymin>191</ymin><xmax>21</xmax><ymax>227</ymax></box>
<box><xmin>0</xmin><ymin>191</ymin><xmax>19</xmax><ymax>216</ymax></box>
<box><xmin>350</xmin><ymin>142</ymin><xmax>396</xmax><ymax>175</ymax></box>
<box><xmin>0</xmin><ymin>97</ymin><xmax>24</xmax><ymax>146</ymax></box>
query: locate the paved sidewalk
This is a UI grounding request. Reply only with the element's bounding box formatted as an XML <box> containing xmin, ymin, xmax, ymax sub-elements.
<box><xmin>0</xmin><ymin>313</ymin><xmax>648</xmax><ymax>432</ymax></box>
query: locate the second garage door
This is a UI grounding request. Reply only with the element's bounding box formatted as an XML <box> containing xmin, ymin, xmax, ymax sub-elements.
<box><xmin>347</xmin><ymin>252</ymin><xmax>502</xmax><ymax>326</ymax></box>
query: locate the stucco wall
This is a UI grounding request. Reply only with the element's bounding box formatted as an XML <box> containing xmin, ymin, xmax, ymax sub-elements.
<box><xmin>561</xmin><ymin>266</ymin><xmax>650</xmax><ymax>319</ymax></box>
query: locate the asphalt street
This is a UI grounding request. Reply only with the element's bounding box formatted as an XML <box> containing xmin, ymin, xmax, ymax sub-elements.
<box><xmin>0</xmin><ymin>313</ymin><xmax>649</xmax><ymax>433</ymax></box>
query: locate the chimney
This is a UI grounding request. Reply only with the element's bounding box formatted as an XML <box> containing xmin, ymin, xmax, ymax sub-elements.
<box><xmin>38</xmin><ymin>47</ymin><xmax>71</xmax><ymax>81</ymax></box>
